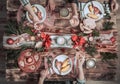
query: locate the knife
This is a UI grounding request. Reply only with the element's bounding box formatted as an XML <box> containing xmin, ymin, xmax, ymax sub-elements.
<box><xmin>90</xmin><ymin>0</ymin><xmax>95</xmax><ymax>14</ymax></box>
<box><xmin>74</xmin><ymin>54</ymin><xmax>77</xmax><ymax>74</ymax></box>
<box><xmin>79</xmin><ymin>2</ymin><xmax>83</xmax><ymax>20</ymax></box>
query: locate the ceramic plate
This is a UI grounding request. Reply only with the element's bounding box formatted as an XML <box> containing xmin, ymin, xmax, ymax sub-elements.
<box><xmin>83</xmin><ymin>1</ymin><xmax>104</xmax><ymax>21</ymax></box>
<box><xmin>26</xmin><ymin>4</ymin><xmax>46</xmax><ymax>23</ymax></box>
<box><xmin>52</xmin><ymin>55</ymin><xmax>72</xmax><ymax>75</ymax></box>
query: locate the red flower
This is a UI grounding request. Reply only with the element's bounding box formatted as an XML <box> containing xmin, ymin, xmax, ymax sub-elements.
<box><xmin>79</xmin><ymin>37</ymin><xmax>86</xmax><ymax>46</ymax></box>
<box><xmin>40</xmin><ymin>32</ymin><xmax>51</xmax><ymax>49</ymax></box>
<box><xmin>71</xmin><ymin>35</ymin><xmax>78</xmax><ymax>41</ymax></box>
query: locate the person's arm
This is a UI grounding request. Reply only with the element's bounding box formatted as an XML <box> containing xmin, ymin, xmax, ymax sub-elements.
<box><xmin>19</xmin><ymin>0</ymin><xmax>40</xmax><ymax>22</ymax></box>
<box><xmin>110</xmin><ymin>0</ymin><xmax>119</xmax><ymax>12</ymax></box>
<box><xmin>68</xmin><ymin>0</ymin><xmax>78</xmax><ymax>16</ymax></box>
<box><xmin>77</xmin><ymin>54</ymin><xmax>85</xmax><ymax>84</ymax></box>
<box><xmin>38</xmin><ymin>69</ymin><xmax>48</xmax><ymax>84</ymax></box>
<box><xmin>38</xmin><ymin>77</ymin><xmax>44</xmax><ymax>84</ymax></box>
<box><xmin>72</xmin><ymin>3</ymin><xmax>78</xmax><ymax>16</ymax></box>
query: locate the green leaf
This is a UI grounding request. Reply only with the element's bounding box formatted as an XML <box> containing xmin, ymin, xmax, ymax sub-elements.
<box><xmin>100</xmin><ymin>52</ymin><xmax>118</xmax><ymax>61</ymax></box>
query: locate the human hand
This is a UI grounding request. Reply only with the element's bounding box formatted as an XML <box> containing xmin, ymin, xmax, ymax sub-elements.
<box><xmin>47</xmin><ymin>0</ymin><xmax>56</xmax><ymax>12</ymax></box>
<box><xmin>40</xmin><ymin>69</ymin><xmax>49</xmax><ymax>80</ymax></box>
<box><xmin>78</xmin><ymin>54</ymin><xmax>85</xmax><ymax>69</ymax></box>
<box><xmin>111</xmin><ymin>0</ymin><xmax>119</xmax><ymax>12</ymax></box>
<box><xmin>33</xmin><ymin>15</ymin><xmax>40</xmax><ymax>23</ymax></box>
<box><xmin>70</xmin><ymin>15</ymin><xmax>79</xmax><ymax>27</ymax></box>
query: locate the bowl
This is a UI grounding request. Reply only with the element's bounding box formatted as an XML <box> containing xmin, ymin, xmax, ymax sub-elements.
<box><xmin>86</xmin><ymin>58</ymin><xmax>96</xmax><ymax>68</ymax></box>
<box><xmin>60</xmin><ymin>8</ymin><xmax>69</xmax><ymax>17</ymax></box>
<box><xmin>56</xmin><ymin>37</ymin><xmax>66</xmax><ymax>45</ymax></box>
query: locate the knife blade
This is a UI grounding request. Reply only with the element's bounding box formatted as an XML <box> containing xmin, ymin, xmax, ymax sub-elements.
<box><xmin>79</xmin><ymin>2</ymin><xmax>83</xmax><ymax>20</ymax></box>
<box><xmin>74</xmin><ymin>54</ymin><xmax>77</xmax><ymax>74</ymax></box>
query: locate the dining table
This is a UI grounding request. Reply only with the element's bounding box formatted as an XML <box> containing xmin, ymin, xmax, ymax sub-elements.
<box><xmin>5</xmin><ymin>0</ymin><xmax>118</xmax><ymax>82</ymax></box>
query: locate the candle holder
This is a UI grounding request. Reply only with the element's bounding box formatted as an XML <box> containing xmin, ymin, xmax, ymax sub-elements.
<box><xmin>86</xmin><ymin>58</ymin><xmax>96</xmax><ymax>69</ymax></box>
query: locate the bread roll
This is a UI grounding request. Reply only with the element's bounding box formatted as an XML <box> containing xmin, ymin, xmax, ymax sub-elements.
<box><xmin>87</xmin><ymin>13</ymin><xmax>98</xmax><ymax>19</ymax></box>
<box><xmin>61</xmin><ymin>58</ymin><xmax>69</xmax><ymax>68</ymax></box>
<box><xmin>61</xmin><ymin>64</ymin><xmax>70</xmax><ymax>72</ymax></box>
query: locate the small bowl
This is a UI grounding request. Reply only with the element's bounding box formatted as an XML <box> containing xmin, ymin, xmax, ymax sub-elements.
<box><xmin>56</xmin><ymin>37</ymin><xmax>66</xmax><ymax>45</ymax></box>
<box><xmin>60</xmin><ymin>8</ymin><xmax>69</xmax><ymax>17</ymax></box>
<box><xmin>86</xmin><ymin>58</ymin><xmax>96</xmax><ymax>68</ymax></box>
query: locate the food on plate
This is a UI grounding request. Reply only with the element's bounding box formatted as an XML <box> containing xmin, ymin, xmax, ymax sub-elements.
<box><xmin>29</xmin><ymin>65</ymin><xmax>36</xmax><ymax>70</ymax></box>
<box><xmin>28</xmin><ymin>6</ymin><xmax>42</xmax><ymax>21</ymax></box>
<box><xmin>80</xmin><ymin>23</ymin><xmax>93</xmax><ymax>34</ymax></box>
<box><xmin>19</xmin><ymin>61</ymin><xmax>24</xmax><ymax>67</ymax></box>
<box><xmin>26</xmin><ymin>57</ymin><xmax>33</xmax><ymax>63</ymax></box>
<box><xmin>32</xmin><ymin>6</ymin><xmax>38</xmax><ymax>13</ymax></box>
<box><xmin>69</xmin><ymin>15</ymin><xmax>79</xmax><ymax>27</ymax></box>
<box><xmin>25</xmin><ymin>51</ymin><xmax>32</xmax><ymax>57</ymax></box>
<box><xmin>61</xmin><ymin>64</ymin><xmax>70</xmax><ymax>72</ymax></box>
<box><xmin>88</xmin><ymin>5</ymin><xmax>101</xmax><ymax>14</ymax></box>
<box><xmin>87</xmin><ymin>13</ymin><xmax>98</xmax><ymax>19</ymax></box>
<box><xmin>61</xmin><ymin>58</ymin><xmax>69</xmax><ymax>68</ymax></box>
<box><xmin>55</xmin><ymin>59</ymin><xmax>62</xmax><ymax>71</ymax></box>
<box><xmin>34</xmin><ymin>54</ymin><xmax>39</xmax><ymax>61</ymax></box>
<box><xmin>37</xmin><ymin>11</ymin><xmax>42</xmax><ymax>20</ymax></box>
<box><xmin>94</xmin><ymin>6</ymin><xmax>101</xmax><ymax>14</ymax></box>
<box><xmin>80</xmin><ymin>18</ymin><xmax>95</xmax><ymax>33</ymax></box>
<box><xmin>55</xmin><ymin>58</ymin><xmax>71</xmax><ymax>73</ymax></box>
<box><xmin>88</xmin><ymin>5</ymin><xmax>94</xmax><ymax>12</ymax></box>
<box><xmin>83</xmin><ymin>18</ymin><xmax>96</xmax><ymax>29</ymax></box>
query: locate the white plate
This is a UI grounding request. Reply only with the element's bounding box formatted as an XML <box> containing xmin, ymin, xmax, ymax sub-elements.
<box><xmin>26</xmin><ymin>4</ymin><xmax>46</xmax><ymax>23</ymax></box>
<box><xmin>83</xmin><ymin>1</ymin><xmax>104</xmax><ymax>21</ymax></box>
<box><xmin>52</xmin><ymin>55</ymin><xmax>72</xmax><ymax>75</ymax></box>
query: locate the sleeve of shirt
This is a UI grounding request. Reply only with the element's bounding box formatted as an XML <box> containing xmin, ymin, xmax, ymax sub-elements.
<box><xmin>76</xmin><ymin>79</ymin><xmax>86</xmax><ymax>84</ymax></box>
<box><xmin>19</xmin><ymin>0</ymin><xmax>30</xmax><ymax>6</ymax></box>
<box><xmin>68</xmin><ymin>0</ymin><xmax>77</xmax><ymax>3</ymax></box>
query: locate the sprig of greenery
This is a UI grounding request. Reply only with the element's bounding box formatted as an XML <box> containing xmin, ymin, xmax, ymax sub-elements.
<box><xmin>85</xmin><ymin>44</ymin><xmax>97</xmax><ymax>56</ymax></box>
<box><xmin>100</xmin><ymin>52</ymin><xmax>118</xmax><ymax>62</ymax></box>
<box><xmin>92</xmin><ymin>29</ymin><xmax>100</xmax><ymax>37</ymax></box>
<box><xmin>103</xmin><ymin>21</ymin><xmax>114</xmax><ymax>31</ymax></box>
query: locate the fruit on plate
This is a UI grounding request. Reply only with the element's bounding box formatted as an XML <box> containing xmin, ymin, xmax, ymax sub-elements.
<box><xmin>37</xmin><ymin>11</ymin><xmax>42</xmax><ymax>20</ymax></box>
<box><xmin>28</xmin><ymin>6</ymin><xmax>42</xmax><ymax>21</ymax></box>
<box><xmin>94</xmin><ymin>6</ymin><xmax>101</xmax><ymax>14</ymax></box>
<box><xmin>32</xmin><ymin>6</ymin><xmax>38</xmax><ymax>12</ymax></box>
<box><xmin>61</xmin><ymin>64</ymin><xmax>70</xmax><ymax>73</ymax></box>
<box><xmin>88</xmin><ymin>5</ymin><xmax>101</xmax><ymax>15</ymax></box>
<box><xmin>87</xmin><ymin>13</ymin><xmax>98</xmax><ymax>19</ymax></box>
<box><xmin>55</xmin><ymin>59</ymin><xmax>62</xmax><ymax>71</ymax></box>
<box><xmin>61</xmin><ymin>58</ymin><xmax>69</xmax><ymax>68</ymax></box>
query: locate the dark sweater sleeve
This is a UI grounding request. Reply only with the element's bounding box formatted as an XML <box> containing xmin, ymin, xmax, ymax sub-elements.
<box><xmin>19</xmin><ymin>0</ymin><xmax>30</xmax><ymax>6</ymax></box>
<box><xmin>68</xmin><ymin>0</ymin><xmax>77</xmax><ymax>3</ymax></box>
